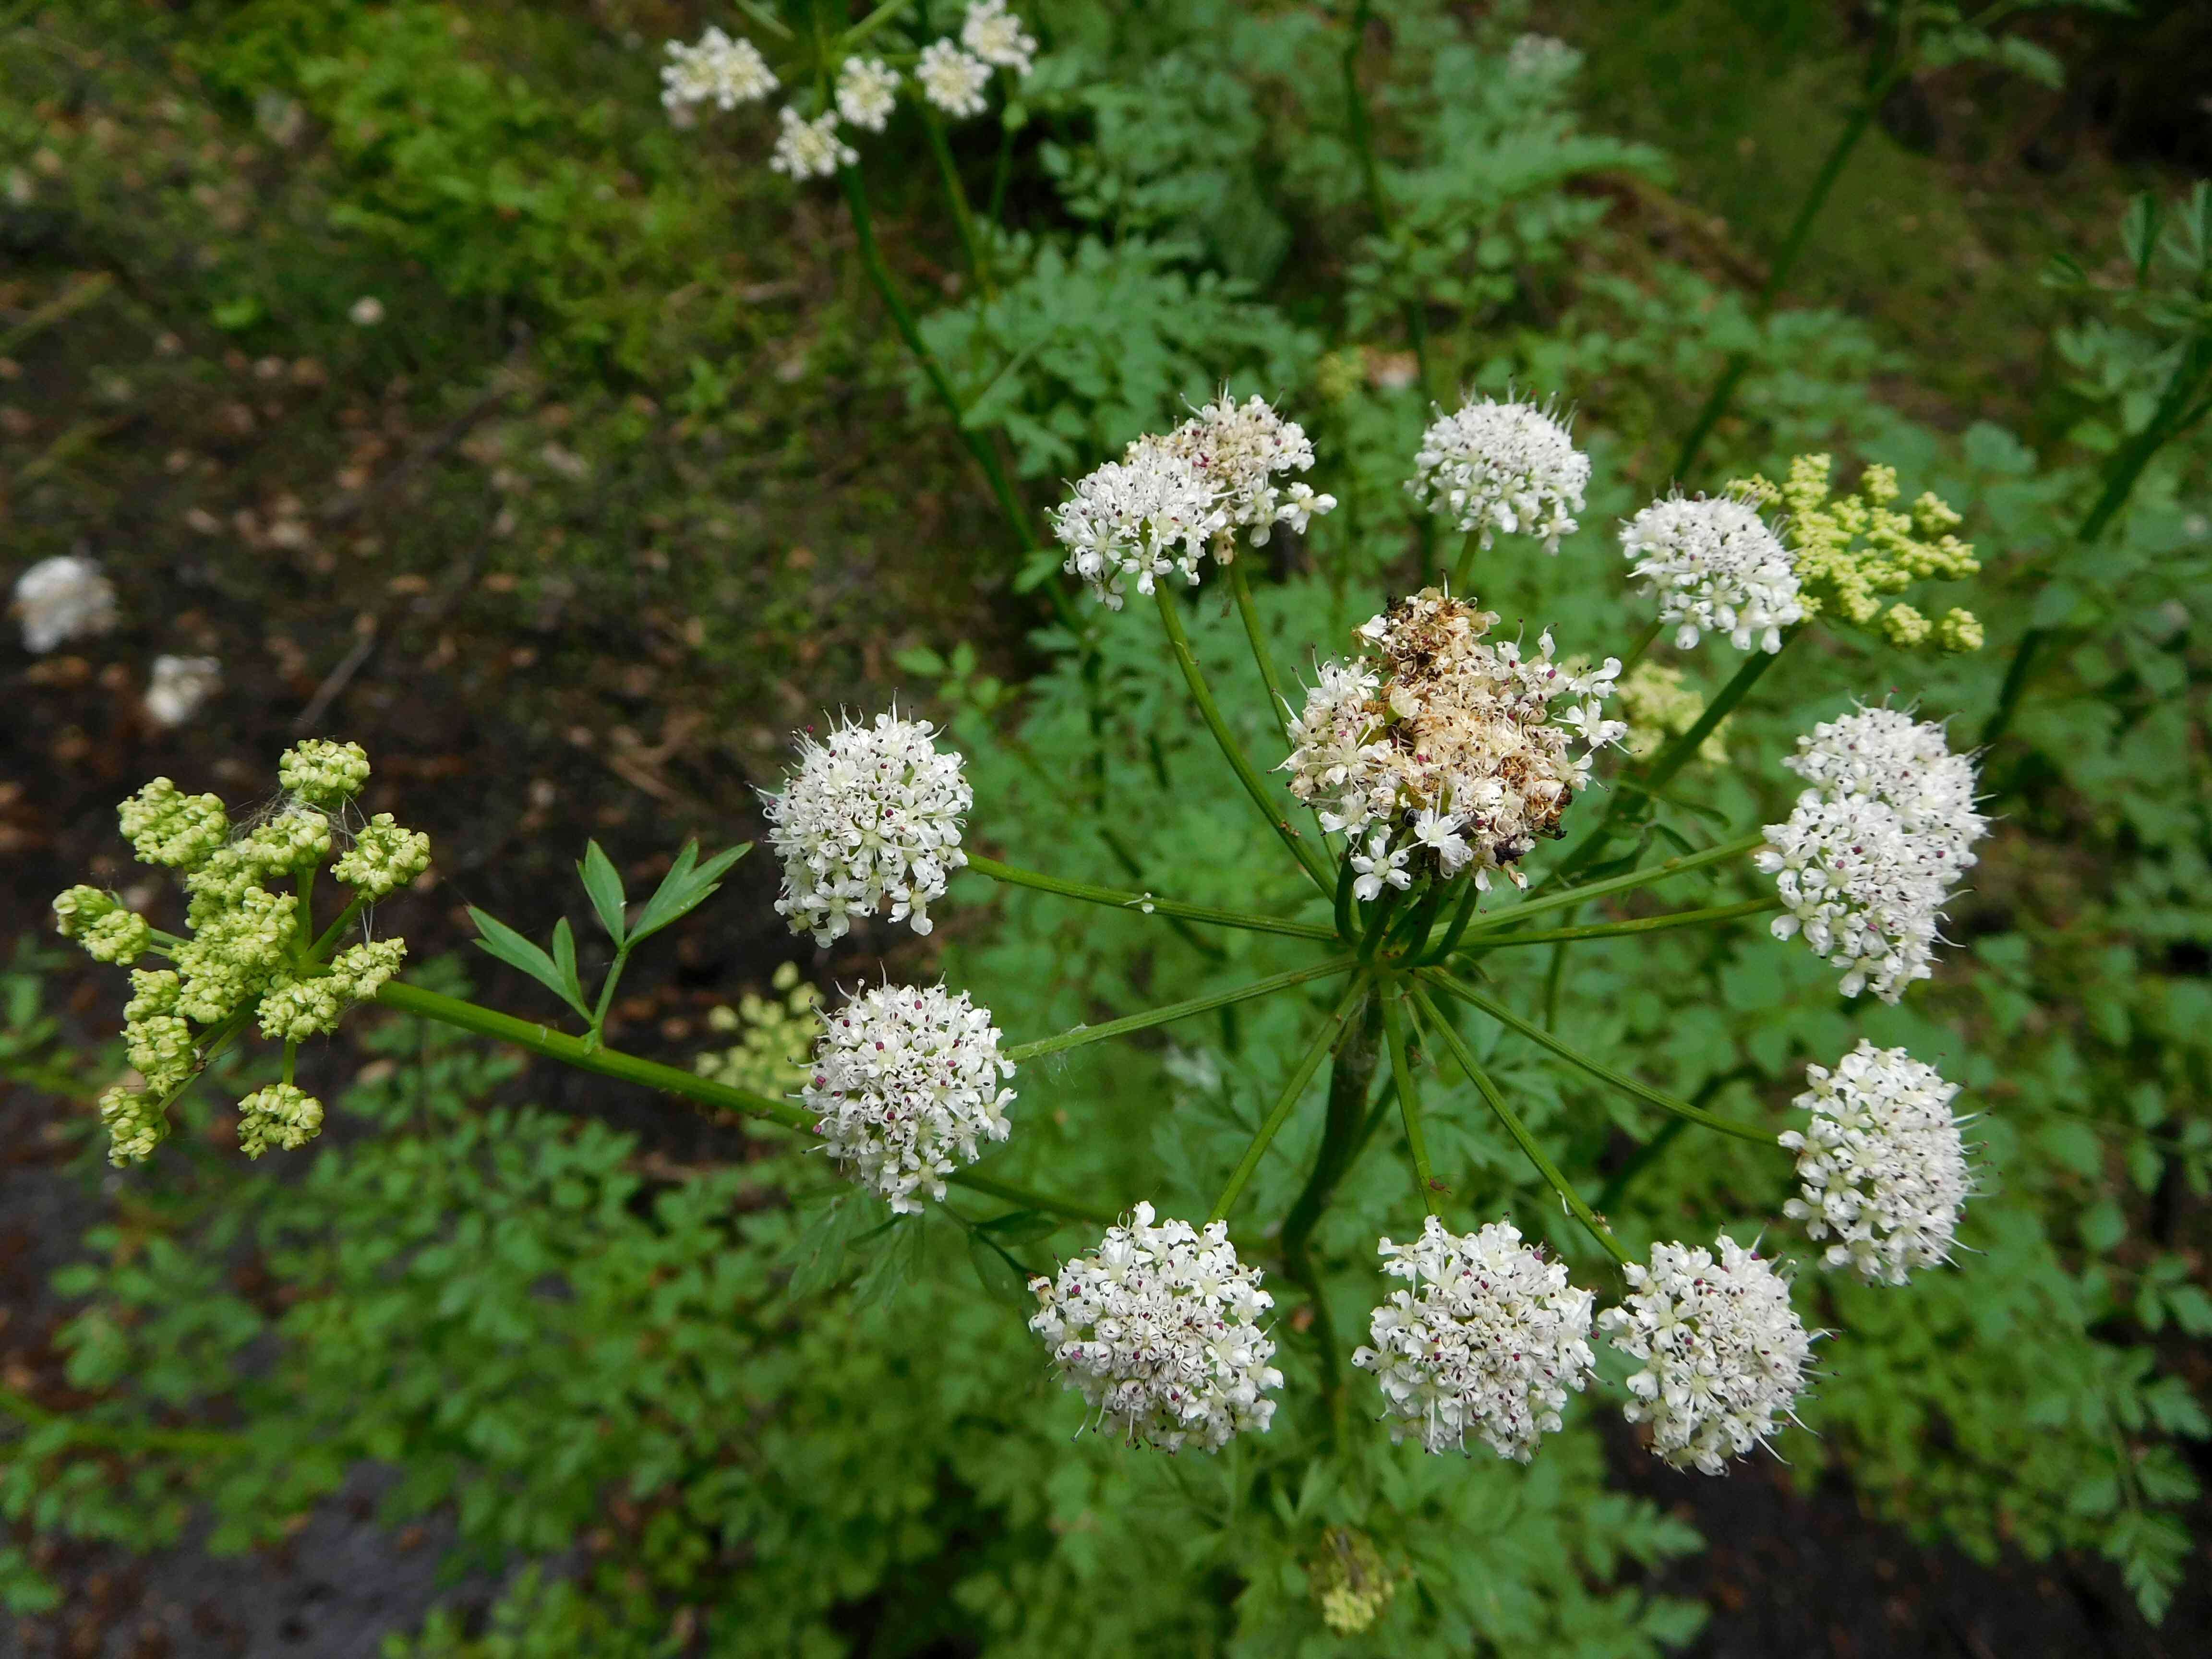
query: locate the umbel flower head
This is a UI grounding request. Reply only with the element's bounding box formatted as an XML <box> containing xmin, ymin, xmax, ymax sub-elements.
<box><xmin>1757</xmin><ymin>705</ymin><xmax>1986</xmax><ymax>1001</ymax></box>
<box><xmin>915</xmin><ymin>38</ymin><xmax>991</xmax><ymax>119</ymax></box>
<box><xmin>53</xmin><ymin>743</ymin><xmax>428</xmax><ymax>1165</ymax></box>
<box><xmin>1029</xmin><ymin>1202</ymin><xmax>1282</xmax><ymax>1453</ymax></box>
<box><xmin>144</xmin><ymin>654</ymin><xmax>222</xmax><ymax>727</ymax></box>
<box><xmin>770</xmin><ymin>106</ymin><xmax>856</xmax><ymax>180</ymax></box>
<box><xmin>805</xmin><ymin>982</ymin><xmax>1014</xmax><ymax>1213</ymax></box>
<box><xmin>835</xmin><ymin>57</ymin><xmax>899</xmax><ymax>132</ymax></box>
<box><xmin>14</xmin><ymin>554</ymin><xmax>119</xmax><ymax>653</ymax></box>
<box><xmin>1146</xmin><ymin>392</ymin><xmax>1335</xmax><ymax>550</ymax></box>
<box><xmin>961</xmin><ymin>0</ymin><xmax>1038</xmax><ymax>75</ymax></box>
<box><xmin>1621</xmin><ymin>493</ymin><xmax>1804</xmax><ymax>653</ymax></box>
<box><xmin>1283</xmin><ymin>589</ymin><xmax>1624</xmax><ymax>890</ymax></box>
<box><xmin>1053</xmin><ymin>443</ymin><xmax>1226</xmax><ymax>608</ymax></box>
<box><xmin>764</xmin><ymin>710</ymin><xmax>972</xmax><ymax>945</ymax></box>
<box><xmin>660</xmin><ymin>25</ymin><xmax>777</xmax><ymax>113</ymax></box>
<box><xmin>1352</xmin><ymin>1216</ymin><xmax>1596</xmax><ymax>1460</ymax></box>
<box><xmin>1598</xmin><ymin>1235</ymin><xmax>1814</xmax><ymax>1475</ymax></box>
<box><xmin>1407</xmin><ymin>394</ymin><xmax>1589</xmax><ymax>554</ymax></box>
<box><xmin>1781</xmin><ymin>1041</ymin><xmax>1972</xmax><ymax>1285</ymax></box>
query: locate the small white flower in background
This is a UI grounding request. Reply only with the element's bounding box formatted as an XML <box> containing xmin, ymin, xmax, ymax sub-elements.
<box><xmin>661</xmin><ymin>25</ymin><xmax>777</xmax><ymax>113</ymax></box>
<box><xmin>14</xmin><ymin>555</ymin><xmax>120</xmax><ymax>653</ymax></box>
<box><xmin>348</xmin><ymin>295</ymin><xmax>385</xmax><ymax>327</ymax></box>
<box><xmin>915</xmin><ymin>39</ymin><xmax>991</xmax><ymax>119</ymax></box>
<box><xmin>143</xmin><ymin>655</ymin><xmax>221</xmax><ymax>727</ymax></box>
<box><xmin>1051</xmin><ymin>442</ymin><xmax>1226</xmax><ymax>608</ymax></box>
<box><xmin>1029</xmin><ymin>1201</ymin><xmax>1282</xmax><ymax>1453</ymax></box>
<box><xmin>835</xmin><ymin>57</ymin><xmax>900</xmax><ymax>132</ymax></box>
<box><xmin>1757</xmin><ymin>705</ymin><xmax>1985</xmax><ymax>1001</ymax></box>
<box><xmin>961</xmin><ymin>0</ymin><xmax>1038</xmax><ymax>76</ymax></box>
<box><xmin>769</xmin><ymin>106</ymin><xmax>857</xmax><ymax>180</ymax></box>
<box><xmin>1622</xmin><ymin>493</ymin><xmax>1805</xmax><ymax>653</ymax></box>
<box><xmin>763</xmin><ymin>710</ymin><xmax>972</xmax><ymax>945</ymax></box>
<box><xmin>1781</xmin><ymin>1041</ymin><xmax>1972</xmax><ymax>1285</ymax></box>
<box><xmin>805</xmin><ymin>983</ymin><xmax>1014</xmax><ymax>1213</ymax></box>
<box><xmin>1352</xmin><ymin>1216</ymin><xmax>1596</xmax><ymax>1460</ymax></box>
<box><xmin>1149</xmin><ymin>393</ymin><xmax>1335</xmax><ymax>548</ymax></box>
<box><xmin>1598</xmin><ymin>1235</ymin><xmax>1813</xmax><ymax>1475</ymax></box>
<box><xmin>1408</xmin><ymin>395</ymin><xmax>1589</xmax><ymax>554</ymax></box>
<box><xmin>1506</xmin><ymin>33</ymin><xmax>1580</xmax><ymax>79</ymax></box>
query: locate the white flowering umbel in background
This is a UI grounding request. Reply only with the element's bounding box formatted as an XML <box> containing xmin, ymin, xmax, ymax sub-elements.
<box><xmin>1781</xmin><ymin>1041</ymin><xmax>1972</xmax><ymax>1285</ymax></box>
<box><xmin>805</xmin><ymin>983</ymin><xmax>1015</xmax><ymax>1214</ymax></box>
<box><xmin>1028</xmin><ymin>1203</ymin><xmax>1282</xmax><ymax>1452</ymax></box>
<box><xmin>1353</xmin><ymin>1217</ymin><xmax>1595</xmax><ymax>1460</ymax></box>
<box><xmin>763</xmin><ymin>710</ymin><xmax>972</xmax><ymax>945</ymax></box>
<box><xmin>1622</xmin><ymin>493</ymin><xmax>1804</xmax><ymax>653</ymax></box>
<box><xmin>143</xmin><ymin>654</ymin><xmax>222</xmax><ymax>727</ymax></box>
<box><xmin>54</xmin><ymin>400</ymin><xmax>1996</xmax><ymax>1491</ymax></box>
<box><xmin>13</xmin><ymin>554</ymin><xmax>119</xmax><ymax>653</ymax></box>
<box><xmin>1408</xmin><ymin>394</ymin><xmax>1589</xmax><ymax>560</ymax></box>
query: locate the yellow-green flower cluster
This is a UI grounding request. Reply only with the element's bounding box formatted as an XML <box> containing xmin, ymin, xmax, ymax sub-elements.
<box><xmin>1730</xmin><ymin>455</ymin><xmax>1981</xmax><ymax>652</ymax></box>
<box><xmin>696</xmin><ymin>962</ymin><xmax>822</xmax><ymax>1101</ymax></box>
<box><xmin>1613</xmin><ymin>661</ymin><xmax>1731</xmax><ymax>765</ymax></box>
<box><xmin>50</xmin><ymin>741</ymin><xmax>428</xmax><ymax>1166</ymax></box>
<box><xmin>1310</xmin><ymin>1527</ymin><xmax>1396</xmax><ymax>1636</ymax></box>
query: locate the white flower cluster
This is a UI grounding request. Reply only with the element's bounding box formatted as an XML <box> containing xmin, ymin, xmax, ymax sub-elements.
<box><xmin>1598</xmin><ymin>1236</ymin><xmax>1813</xmax><ymax>1475</ymax></box>
<box><xmin>1283</xmin><ymin>590</ymin><xmax>1624</xmax><ymax>891</ymax></box>
<box><xmin>1621</xmin><ymin>493</ymin><xmax>1805</xmax><ymax>653</ymax></box>
<box><xmin>805</xmin><ymin>982</ymin><xmax>1014</xmax><ymax>1213</ymax></box>
<box><xmin>1407</xmin><ymin>396</ymin><xmax>1588</xmax><ymax>554</ymax></box>
<box><xmin>1054</xmin><ymin>395</ymin><xmax>1333</xmax><ymax>606</ymax></box>
<box><xmin>1781</xmin><ymin>1041</ymin><xmax>1972</xmax><ymax>1285</ymax></box>
<box><xmin>1352</xmin><ymin>1216</ymin><xmax>1595</xmax><ymax>1460</ymax></box>
<box><xmin>1757</xmin><ymin>706</ymin><xmax>1986</xmax><ymax>1001</ymax></box>
<box><xmin>144</xmin><ymin>655</ymin><xmax>222</xmax><ymax>727</ymax></box>
<box><xmin>660</xmin><ymin>26</ymin><xmax>777</xmax><ymax>113</ymax></box>
<box><xmin>1029</xmin><ymin>1202</ymin><xmax>1282</xmax><ymax>1453</ymax></box>
<box><xmin>664</xmin><ymin>6</ymin><xmax>1035</xmax><ymax>166</ymax></box>
<box><xmin>764</xmin><ymin>711</ymin><xmax>971</xmax><ymax>945</ymax></box>
<box><xmin>13</xmin><ymin>554</ymin><xmax>119</xmax><ymax>653</ymax></box>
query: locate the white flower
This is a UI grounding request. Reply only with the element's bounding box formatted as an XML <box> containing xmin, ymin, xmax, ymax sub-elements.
<box><xmin>763</xmin><ymin>710</ymin><xmax>971</xmax><ymax>945</ymax></box>
<box><xmin>1284</xmin><ymin>591</ymin><xmax>1622</xmax><ymax>887</ymax></box>
<box><xmin>915</xmin><ymin>39</ymin><xmax>991</xmax><ymax>119</ymax></box>
<box><xmin>1597</xmin><ymin>1235</ymin><xmax>1813</xmax><ymax>1475</ymax></box>
<box><xmin>1780</xmin><ymin>1041</ymin><xmax>1972</xmax><ymax>1285</ymax></box>
<box><xmin>1506</xmin><ymin>33</ymin><xmax>1579</xmax><ymax>79</ymax></box>
<box><xmin>1148</xmin><ymin>393</ymin><xmax>1335</xmax><ymax>547</ymax></box>
<box><xmin>1352</xmin><ymin>1216</ymin><xmax>1596</xmax><ymax>1459</ymax></box>
<box><xmin>1349</xmin><ymin>830</ymin><xmax>1411</xmax><ymax>902</ymax></box>
<box><xmin>1029</xmin><ymin>1202</ymin><xmax>1282</xmax><ymax>1453</ymax></box>
<box><xmin>14</xmin><ymin>555</ymin><xmax>119</xmax><ymax>653</ymax></box>
<box><xmin>961</xmin><ymin>0</ymin><xmax>1037</xmax><ymax>75</ymax></box>
<box><xmin>661</xmin><ymin>25</ymin><xmax>777</xmax><ymax>112</ymax></box>
<box><xmin>1052</xmin><ymin>442</ymin><xmax>1227</xmax><ymax>609</ymax></box>
<box><xmin>1407</xmin><ymin>395</ymin><xmax>1588</xmax><ymax>554</ymax></box>
<box><xmin>143</xmin><ymin>655</ymin><xmax>221</xmax><ymax>727</ymax></box>
<box><xmin>348</xmin><ymin>296</ymin><xmax>385</xmax><ymax>326</ymax></box>
<box><xmin>835</xmin><ymin>57</ymin><xmax>900</xmax><ymax>132</ymax></box>
<box><xmin>1623</xmin><ymin>494</ymin><xmax>1805</xmax><ymax>653</ymax></box>
<box><xmin>769</xmin><ymin>106</ymin><xmax>856</xmax><ymax>180</ymax></box>
<box><xmin>1756</xmin><ymin>706</ymin><xmax>1985</xmax><ymax>1002</ymax></box>
<box><xmin>805</xmin><ymin>983</ymin><xmax>1013</xmax><ymax>1213</ymax></box>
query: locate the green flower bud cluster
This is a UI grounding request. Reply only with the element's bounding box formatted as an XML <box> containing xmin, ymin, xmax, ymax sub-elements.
<box><xmin>1310</xmin><ymin>1527</ymin><xmax>1397</xmax><ymax>1636</ymax></box>
<box><xmin>51</xmin><ymin>741</ymin><xmax>429</xmax><ymax>1166</ymax></box>
<box><xmin>1615</xmin><ymin>661</ymin><xmax>1731</xmax><ymax>764</ymax></box>
<box><xmin>237</xmin><ymin>1082</ymin><xmax>325</xmax><ymax>1159</ymax></box>
<box><xmin>695</xmin><ymin>962</ymin><xmax>822</xmax><ymax>1101</ymax></box>
<box><xmin>1731</xmin><ymin>455</ymin><xmax>1982</xmax><ymax>652</ymax></box>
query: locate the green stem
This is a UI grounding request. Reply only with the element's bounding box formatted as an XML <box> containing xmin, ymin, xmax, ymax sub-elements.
<box><xmin>1417</xmin><ymin>880</ymin><xmax>1482</xmax><ymax>965</ymax></box>
<box><xmin>1618</xmin><ymin>615</ymin><xmax>1664</xmax><ymax>675</ymax></box>
<box><xmin>1356</xmin><ymin>878</ymin><xmax>1407</xmax><ymax>960</ymax></box>
<box><xmin>589</xmin><ymin>943</ymin><xmax>633</xmax><ymax>1040</ymax></box>
<box><xmin>920</xmin><ymin>107</ymin><xmax>994</xmax><ymax>301</ymax></box>
<box><xmin>1467</xmin><ymin>897</ymin><xmax>1779</xmax><ymax>950</ymax></box>
<box><xmin>306</xmin><ymin>891</ymin><xmax>370</xmax><ymax>959</ymax></box>
<box><xmin>1408</xmin><ymin>985</ymin><xmax>1631</xmax><ymax>1265</ymax></box>
<box><xmin>1340</xmin><ymin>0</ymin><xmax>1434</xmax><ymax>406</ymax></box>
<box><xmin>1419</xmin><ymin>968</ymin><xmax>1772</xmax><ymax>1143</ymax></box>
<box><xmin>1450</xmin><ymin>529</ymin><xmax>1482</xmax><ymax>595</ymax></box>
<box><xmin>965</xmin><ymin>853</ymin><xmax>1334</xmax><ymax>941</ymax></box>
<box><xmin>0</xmin><ymin>1387</ymin><xmax>244</xmax><ymax>1457</ymax></box>
<box><xmin>1460</xmin><ymin>833</ymin><xmax>1765</xmax><ymax>940</ymax></box>
<box><xmin>1210</xmin><ymin>978</ymin><xmax>1370</xmax><ymax>1221</ymax></box>
<box><xmin>1381</xmin><ymin>990</ymin><xmax>1438</xmax><ymax>1214</ymax></box>
<box><xmin>1226</xmin><ymin>559</ymin><xmax>1298</xmax><ymax>757</ymax></box>
<box><xmin>372</xmin><ymin>980</ymin><xmax>1111</xmax><ymax>1222</ymax></box>
<box><xmin>1155</xmin><ymin>584</ymin><xmax>1334</xmax><ymax>891</ymax></box>
<box><xmin>1003</xmin><ymin>959</ymin><xmax>1356</xmax><ymax>1063</ymax></box>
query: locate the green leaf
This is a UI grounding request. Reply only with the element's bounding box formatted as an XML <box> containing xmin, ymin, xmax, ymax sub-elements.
<box><xmin>976</xmin><ymin>1210</ymin><xmax>1062</xmax><ymax>1246</ymax></box>
<box><xmin>628</xmin><ymin>842</ymin><xmax>750</xmax><ymax>946</ymax></box>
<box><xmin>577</xmin><ymin>841</ymin><xmax>627</xmax><ymax>946</ymax></box>
<box><xmin>550</xmin><ymin>918</ymin><xmax>586</xmax><ymax>1015</ymax></box>
<box><xmin>893</xmin><ymin>646</ymin><xmax>947</xmax><ymax>677</ymax></box>
<box><xmin>467</xmin><ymin>906</ymin><xmax>591</xmax><ymax>1022</ymax></box>
<box><xmin>968</xmin><ymin>1233</ymin><xmax>1033</xmax><ymax>1307</ymax></box>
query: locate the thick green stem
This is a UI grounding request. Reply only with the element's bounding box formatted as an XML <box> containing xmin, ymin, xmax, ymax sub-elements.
<box><xmin>1003</xmin><ymin>959</ymin><xmax>1355</xmax><ymax>1063</ymax></box>
<box><xmin>1226</xmin><ymin>559</ymin><xmax>1298</xmax><ymax>757</ymax></box>
<box><xmin>306</xmin><ymin>890</ymin><xmax>370</xmax><ymax>959</ymax></box>
<box><xmin>966</xmin><ymin>853</ymin><xmax>1334</xmax><ymax>941</ymax></box>
<box><xmin>921</xmin><ymin>108</ymin><xmax>994</xmax><ymax>301</ymax></box>
<box><xmin>1380</xmin><ymin>990</ymin><xmax>1438</xmax><ymax>1214</ymax></box>
<box><xmin>1419</xmin><ymin>968</ymin><xmax>1772</xmax><ymax>1143</ymax></box>
<box><xmin>1618</xmin><ymin>615</ymin><xmax>1664</xmax><ymax>675</ymax></box>
<box><xmin>1155</xmin><ymin>584</ymin><xmax>1334</xmax><ymax>891</ymax></box>
<box><xmin>0</xmin><ymin>1387</ymin><xmax>242</xmax><ymax>1457</ymax></box>
<box><xmin>372</xmin><ymin>980</ymin><xmax>1113</xmax><ymax>1223</ymax></box>
<box><xmin>1467</xmin><ymin>897</ymin><xmax>1779</xmax><ymax>950</ymax></box>
<box><xmin>1210</xmin><ymin>978</ymin><xmax>1370</xmax><ymax>1222</ymax></box>
<box><xmin>1460</xmin><ymin>833</ymin><xmax>1765</xmax><ymax>940</ymax></box>
<box><xmin>1408</xmin><ymin>986</ymin><xmax>1631</xmax><ymax>1265</ymax></box>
